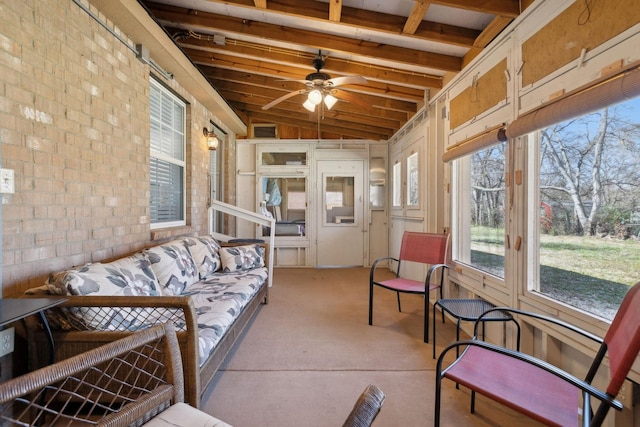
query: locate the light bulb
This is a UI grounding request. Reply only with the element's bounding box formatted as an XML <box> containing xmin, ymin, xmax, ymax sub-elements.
<box><xmin>324</xmin><ymin>94</ymin><xmax>338</xmax><ymax>110</ymax></box>
<box><xmin>307</xmin><ymin>89</ymin><xmax>323</xmax><ymax>105</ymax></box>
<box><xmin>303</xmin><ymin>99</ymin><xmax>316</xmax><ymax>112</ymax></box>
<box><xmin>207</xmin><ymin>135</ymin><xmax>219</xmax><ymax>150</ymax></box>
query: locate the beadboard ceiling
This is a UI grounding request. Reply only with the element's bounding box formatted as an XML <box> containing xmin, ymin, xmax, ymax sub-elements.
<box><xmin>140</xmin><ymin>0</ymin><xmax>522</xmax><ymax>140</ymax></box>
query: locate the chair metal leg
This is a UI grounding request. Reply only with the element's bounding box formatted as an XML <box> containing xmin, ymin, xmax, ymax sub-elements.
<box><xmin>432</xmin><ymin>302</ymin><xmax>438</xmax><ymax>358</ymax></box>
<box><xmin>424</xmin><ymin>291</ymin><xmax>429</xmax><ymax>343</ymax></box>
<box><xmin>396</xmin><ymin>291</ymin><xmax>402</xmax><ymax>312</ymax></box>
<box><xmin>454</xmin><ymin>319</ymin><xmax>462</xmax><ymax>389</ymax></box>
<box><xmin>434</xmin><ymin>373</ymin><xmax>443</xmax><ymax>427</ymax></box>
<box><xmin>470</xmin><ymin>390</ymin><xmax>476</xmax><ymax>414</ymax></box>
<box><xmin>368</xmin><ymin>283</ymin><xmax>374</xmax><ymax>325</ymax></box>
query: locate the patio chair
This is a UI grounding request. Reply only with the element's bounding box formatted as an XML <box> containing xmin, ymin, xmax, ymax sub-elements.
<box><xmin>434</xmin><ymin>281</ymin><xmax>640</xmax><ymax>427</ymax></box>
<box><xmin>369</xmin><ymin>231</ymin><xmax>450</xmax><ymax>343</ymax></box>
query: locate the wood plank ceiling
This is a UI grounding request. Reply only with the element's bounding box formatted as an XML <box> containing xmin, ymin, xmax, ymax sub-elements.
<box><xmin>141</xmin><ymin>0</ymin><xmax>522</xmax><ymax>140</ymax></box>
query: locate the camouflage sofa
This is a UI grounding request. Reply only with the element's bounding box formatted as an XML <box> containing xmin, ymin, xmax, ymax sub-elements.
<box><xmin>25</xmin><ymin>235</ymin><xmax>269</xmax><ymax>408</ymax></box>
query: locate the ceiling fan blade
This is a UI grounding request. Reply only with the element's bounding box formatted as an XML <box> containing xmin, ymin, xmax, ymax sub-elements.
<box><xmin>325</xmin><ymin>75</ymin><xmax>368</xmax><ymax>87</ymax></box>
<box><xmin>331</xmin><ymin>89</ymin><xmax>372</xmax><ymax>110</ymax></box>
<box><xmin>262</xmin><ymin>89</ymin><xmax>308</xmax><ymax>110</ymax></box>
<box><xmin>276</xmin><ymin>78</ymin><xmax>314</xmax><ymax>85</ymax></box>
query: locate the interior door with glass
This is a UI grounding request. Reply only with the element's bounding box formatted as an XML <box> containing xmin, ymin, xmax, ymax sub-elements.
<box><xmin>316</xmin><ymin>160</ymin><xmax>364</xmax><ymax>266</ymax></box>
<box><xmin>258</xmin><ymin>176</ymin><xmax>307</xmax><ymax>239</ymax></box>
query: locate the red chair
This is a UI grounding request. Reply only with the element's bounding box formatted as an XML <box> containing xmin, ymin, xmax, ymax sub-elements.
<box><xmin>369</xmin><ymin>231</ymin><xmax>450</xmax><ymax>343</ymax></box>
<box><xmin>434</xmin><ymin>281</ymin><xmax>640</xmax><ymax>427</ymax></box>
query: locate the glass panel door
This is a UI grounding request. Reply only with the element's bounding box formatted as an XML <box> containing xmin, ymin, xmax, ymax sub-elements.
<box><xmin>316</xmin><ymin>160</ymin><xmax>364</xmax><ymax>266</ymax></box>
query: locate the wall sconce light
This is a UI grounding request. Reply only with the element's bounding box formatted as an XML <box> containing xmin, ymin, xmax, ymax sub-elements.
<box><xmin>203</xmin><ymin>127</ymin><xmax>219</xmax><ymax>150</ymax></box>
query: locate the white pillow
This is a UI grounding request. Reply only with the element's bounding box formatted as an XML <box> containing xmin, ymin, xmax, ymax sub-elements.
<box><xmin>145</xmin><ymin>240</ymin><xmax>199</xmax><ymax>295</ymax></box>
<box><xmin>219</xmin><ymin>244</ymin><xmax>265</xmax><ymax>273</ymax></box>
<box><xmin>183</xmin><ymin>235</ymin><xmax>221</xmax><ymax>279</ymax></box>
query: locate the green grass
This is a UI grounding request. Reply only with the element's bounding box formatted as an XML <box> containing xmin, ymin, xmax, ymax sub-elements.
<box><xmin>539</xmin><ymin>234</ymin><xmax>639</xmax><ymax>285</ymax></box>
<box><xmin>469</xmin><ymin>226</ymin><xmax>640</xmax><ymax>319</ymax></box>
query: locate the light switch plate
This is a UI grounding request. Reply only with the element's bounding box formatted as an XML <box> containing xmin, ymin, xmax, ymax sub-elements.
<box><xmin>0</xmin><ymin>168</ymin><xmax>15</xmax><ymax>194</ymax></box>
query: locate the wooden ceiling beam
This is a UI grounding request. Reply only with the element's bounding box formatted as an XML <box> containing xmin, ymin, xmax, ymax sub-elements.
<box><xmin>183</xmin><ymin>48</ymin><xmax>426</xmax><ymax>103</ymax></box>
<box><xmin>211</xmin><ymin>80</ymin><xmax>408</xmax><ymax>123</ymax></box>
<box><xmin>214</xmin><ymin>83</ymin><xmax>403</xmax><ymax>129</ymax></box>
<box><xmin>190</xmin><ymin>55</ymin><xmax>421</xmax><ymax>112</ymax></box>
<box><xmin>329</xmin><ymin>0</ymin><xmax>342</xmax><ymax>22</ymax></box>
<box><xmin>463</xmin><ymin>15</ymin><xmax>514</xmax><ymax>66</ymax></box>
<box><xmin>238</xmin><ymin>106</ymin><xmax>393</xmax><ymax>140</ymax></box>
<box><xmin>207</xmin><ymin>76</ymin><xmax>418</xmax><ymax>121</ymax></box>
<box><xmin>220</xmin><ymin>91</ymin><xmax>401</xmax><ymax>134</ymax></box>
<box><xmin>403</xmin><ymin>2</ymin><xmax>430</xmax><ymax>35</ymax></box>
<box><xmin>160</xmin><ymin>0</ymin><xmax>481</xmax><ymax>48</ymax></box>
<box><xmin>430</xmin><ymin>0</ymin><xmax>520</xmax><ymax>17</ymax></box>
<box><xmin>143</xmin><ymin>2</ymin><xmax>463</xmax><ymax>72</ymax></box>
<box><xmin>473</xmin><ymin>15</ymin><xmax>514</xmax><ymax>48</ymax></box>
<box><xmin>169</xmin><ymin>30</ymin><xmax>443</xmax><ymax>89</ymax></box>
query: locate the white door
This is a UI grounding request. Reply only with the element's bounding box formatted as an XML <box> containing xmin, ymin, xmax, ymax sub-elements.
<box><xmin>316</xmin><ymin>160</ymin><xmax>364</xmax><ymax>266</ymax></box>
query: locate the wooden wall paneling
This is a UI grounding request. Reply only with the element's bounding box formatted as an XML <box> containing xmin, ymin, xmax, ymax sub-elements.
<box><xmin>449</xmin><ymin>58</ymin><xmax>508</xmax><ymax>130</ymax></box>
<box><xmin>521</xmin><ymin>0</ymin><xmax>640</xmax><ymax>86</ymax></box>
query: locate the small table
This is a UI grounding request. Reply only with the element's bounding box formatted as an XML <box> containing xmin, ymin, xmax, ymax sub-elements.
<box><xmin>432</xmin><ymin>298</ymin><xmax>520</xmax><ymax>359</ymax></box>
<box><xmin>0</xmin><ymin>298</ymin><xmax>67</xmax><ymax>365</ymax></box>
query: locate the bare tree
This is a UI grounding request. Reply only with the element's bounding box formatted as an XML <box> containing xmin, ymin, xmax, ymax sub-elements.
<box><xmin>540</xmin><ymin>105</ymin><xmax>640</xmax><ymax>235</ymax></box>
<box><xmin>472</xmin><ymin>144</ymin><xmax>506</xmax><ymax>228</ymax></box>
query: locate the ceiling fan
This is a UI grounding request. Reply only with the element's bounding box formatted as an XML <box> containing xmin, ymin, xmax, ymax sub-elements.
<box><xmin>261</xmin><ymin>52</ymin><xmax>368</xmax><ymax>113</ymax></box>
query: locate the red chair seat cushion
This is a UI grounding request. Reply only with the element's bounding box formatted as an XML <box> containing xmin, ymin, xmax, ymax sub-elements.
<box><xmin>376</xmin><ymin>278</ymin><xmax>439</xmax><ymax>293</ymax></box>
<box><xmin>444</xmin><ymin>346</ymin><xmax>581</xmax><ymax>427</ymax></box>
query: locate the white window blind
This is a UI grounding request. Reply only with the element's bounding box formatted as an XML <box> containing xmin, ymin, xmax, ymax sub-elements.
<box><xmin>150</xmin><ymin>79</ymin><xmax>186</xmax><ymax>226</ymax></box>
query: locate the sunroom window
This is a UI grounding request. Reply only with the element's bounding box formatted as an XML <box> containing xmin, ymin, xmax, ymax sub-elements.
<box><xmin>453</xmin><ymin>142</ymin><xmax>506</xmax><ymax>278</ymax></box>
<box><xmin>529</xmin><ymin>97</ymin><xmax>640</xmax><ymax>320</ymax></box>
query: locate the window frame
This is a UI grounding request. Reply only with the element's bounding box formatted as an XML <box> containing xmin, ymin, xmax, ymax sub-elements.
<box><xmin>523</xmin><ymin>99</ymin><xmax>640</xmax><ymax>321</ymax></box>
<box><xmin>149</xmin><ymin>78</ymin><xmax>187</xmax><ymax>229</ymax></box>
<box><xmin>450</xmin><ymin>141</ymin><xmax>508</xmax><ymax>284</ymax></box>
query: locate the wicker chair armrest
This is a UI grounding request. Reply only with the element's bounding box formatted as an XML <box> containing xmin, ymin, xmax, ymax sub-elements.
<box><xmin>57</xmin><ymin>294</ymin><xmax>193</xmax><ymax>308</ymax></box>
<box><xmin>35</xmin><ymin>295</ymin><xmax>198</xmax><ymax>333</ymax></box>
<box><xmin>0</xmin><ymin>324</ymin><xmax>184</xmax><ymax>427</ymax></box>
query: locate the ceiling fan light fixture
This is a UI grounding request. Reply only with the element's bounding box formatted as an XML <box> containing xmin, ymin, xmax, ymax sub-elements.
<box><xmin>303</xmin><ymin>99</ymin><xmax>316</xmax><ymax>112</ymax></box>
<box><xmin>324</xmin><ymin>94</ymin><xmax>338</xmax><ymax>110</ymax></box>
<box><xmin>308</xmin><ymin>89</ymin><xmax>323</xmax><ymax>105</ymax></box>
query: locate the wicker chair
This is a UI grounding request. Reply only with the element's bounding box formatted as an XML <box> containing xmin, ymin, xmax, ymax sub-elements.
<box><xmin>0</xmin><ymin>323</ymin><xmax>186</xmax><ymax>426</ymax></box>
<box><xmin>342</xmin><ymin>384</ymin><xmax>385</xmax><ymax>427</ymax></box>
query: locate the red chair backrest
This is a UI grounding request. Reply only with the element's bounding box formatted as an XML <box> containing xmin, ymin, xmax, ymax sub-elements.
<box><xmin>604</xmin><ymin>281</ymin><xmax>640</xmax><ymax>395</ymax></box>
<box><xmin>398</xmin><ymin>232</ymin><xmax>450</xmax><ymax>265</ymax></box>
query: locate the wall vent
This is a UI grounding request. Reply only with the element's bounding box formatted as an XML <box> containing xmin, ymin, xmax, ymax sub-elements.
<box><xmin>252</xmin><ymin>124</ymin><xmax>277</xmax><ymax>139</ymax></box>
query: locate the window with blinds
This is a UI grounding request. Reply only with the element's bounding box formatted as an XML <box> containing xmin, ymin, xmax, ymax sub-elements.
<box><xmin>149</xmin><ymin>79</ymin><xmax>186</xmax><ymax>227</ymax></box>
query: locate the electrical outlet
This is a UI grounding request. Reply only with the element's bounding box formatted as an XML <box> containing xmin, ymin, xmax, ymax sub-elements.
<box><xmin>0</xmin><ymin>327</ymin><xmax>15</xmax><ymax>357</ymax></box>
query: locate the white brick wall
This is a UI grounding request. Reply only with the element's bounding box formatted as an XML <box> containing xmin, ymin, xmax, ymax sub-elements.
<box><xmin>0</xmin><ymin>0</ymin><xmax>233</xmax><ymax>295</ymax></box>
